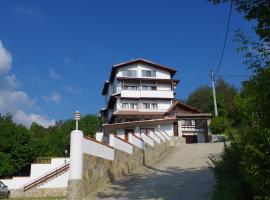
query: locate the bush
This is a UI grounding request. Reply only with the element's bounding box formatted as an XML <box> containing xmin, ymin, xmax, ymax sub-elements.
<box><xmin>209</xmin><ymin>116</ymin><xmax>230</xmax><ymax>135</ymax></box>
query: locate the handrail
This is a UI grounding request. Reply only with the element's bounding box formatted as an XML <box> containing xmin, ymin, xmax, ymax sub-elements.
<box><xmin>21</xmin><ymin>162</ymin><xmax>69</xmax><ymax>191</ymax></box>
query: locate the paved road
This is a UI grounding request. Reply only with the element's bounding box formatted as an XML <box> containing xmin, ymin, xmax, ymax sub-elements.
<box><xmin>85</xmin><ymin>142</ymin><xmax>224</xmax><ymax>200</ymax></box>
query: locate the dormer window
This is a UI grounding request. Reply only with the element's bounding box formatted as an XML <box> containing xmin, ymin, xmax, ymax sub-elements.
<box><xmin>122</xmin><ymin>70</ymin><xmax>137</xmax><ymax>77</ymax></box>
<box><xmin>142</xmin><ymin>70</ymin><xmax>156</xmax><ymax>77</ymax></box>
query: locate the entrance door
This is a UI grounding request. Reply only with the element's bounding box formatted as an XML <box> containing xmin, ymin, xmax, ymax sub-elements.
<box><xmin>183</xmin><ymin>135</ymin><xmax>198</xmax><ymax>144</ymax></box>
<box><xmin>173</xmin><ymin>122</ymin><xmax>179</xmax><ymax>136</ymax></box>
<box><xmin>124</xmin><ymin>129</ymin><xmax>134</xmax><ymax>141</ymax></box>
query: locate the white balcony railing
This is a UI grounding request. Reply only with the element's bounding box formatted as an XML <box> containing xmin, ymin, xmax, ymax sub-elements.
<box><xmin>120</xmin><ymin>90</ymin><xmax>174</xmax><ymax>99</ymax></box>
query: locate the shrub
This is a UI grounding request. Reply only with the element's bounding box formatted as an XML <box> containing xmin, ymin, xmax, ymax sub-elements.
<box><xmin>209</xmin><ymin>116</ymin><xmax>230</xmax><ymax>135</ymax></box>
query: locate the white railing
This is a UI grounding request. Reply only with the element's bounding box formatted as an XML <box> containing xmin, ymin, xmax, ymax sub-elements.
<box><xmin>121</xmin><ymin>90</ymin><xmax>174</xmax><ymax>98</ymax></box>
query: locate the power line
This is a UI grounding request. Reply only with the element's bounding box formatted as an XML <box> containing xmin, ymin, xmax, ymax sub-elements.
<box><xmin>214</xmin><ymin>0</ymin><xmax>233</xmax><ymax>78</ymax></box>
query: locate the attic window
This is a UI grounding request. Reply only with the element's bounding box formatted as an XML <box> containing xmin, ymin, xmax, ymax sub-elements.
<box><xmin>142</xmin><ymin>70</ymin><xmax>156</xmax><ymax>77</ymax></box>
<box><xmin>122</xmin><ymin>70</ymin><xmax>137</xmax><ymax>77</ymax></box>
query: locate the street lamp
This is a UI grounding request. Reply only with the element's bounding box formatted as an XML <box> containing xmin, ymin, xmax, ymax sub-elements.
<box><xmin>64</xmin><ymin>149</ymin><xmax>68</xmax><ymax>165</ymax></box>
<box><xmin>73</xmin><ymin>111</ymin><xmax>81</xmax><ymax>130</ymax></box>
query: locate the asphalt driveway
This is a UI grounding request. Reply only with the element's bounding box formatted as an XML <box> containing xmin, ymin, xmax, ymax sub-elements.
<box><xmin>85</xmin><ymin>142</ymin><xmax>224</xmax><ymax>200</ymax></box>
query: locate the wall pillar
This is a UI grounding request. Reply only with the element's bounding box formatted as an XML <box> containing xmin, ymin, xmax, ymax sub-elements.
<box><xmin>67</xmin><ymin>130</ymin><xmax>84</xmax><ymax>200</ymax></box>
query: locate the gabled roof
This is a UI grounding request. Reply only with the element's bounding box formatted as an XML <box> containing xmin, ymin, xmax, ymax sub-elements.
<box><xmin>109</xmin><ymin>58</ymin><xmax>177</xmax><ymax>82</ymax></box>
<box><xmin>102</xmin><ymin>81</ymin><xmax>110</xmax><ymax>95</ymax></box>
<box><xmin>165</xmin><ymin>100</ymin><xmax>202</xmax><ymax>115</ymax></box>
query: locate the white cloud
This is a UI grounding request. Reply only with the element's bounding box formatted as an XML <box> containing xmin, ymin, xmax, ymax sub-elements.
<box><xmin>13</xmin><ymin>110</ymin><xmax>55</xmax><ymax>128</ymax></box>
<box><xmin>67</xmin><ymin>85</ymin><xmax>79</xmax><ymax>94</ymax></box>
<box><xmin>14</xmin><ymin>6</ymin><xmax>41</xmax><ymax>17</ymax></box>
<box><xmin>0</xmin><ymin>90</ymin><xmax>35</xmax><ymax>114</ymax></box>
<box><xmin>49</xmin><ymin>68</ymin><xmax>61</xmax><ymax>80</ymax></box>
<box><xmin>0</xmin><ymin>41</ymin><xmax>12</xmax><ymax>76</ymax></box>
<box><xmin>0</xmin><ymin>40</ymin><xmax>55</xmax><ymax>128</ymax></box>
<box><xmin>43</xmin><ymin>91</ymin><xmax>61</xmax><ymax>103</ymax></box>
<box><xmin>0</xmin><ymin>74</ymin><xmax>20</xmax><ymax>90</ymax></box>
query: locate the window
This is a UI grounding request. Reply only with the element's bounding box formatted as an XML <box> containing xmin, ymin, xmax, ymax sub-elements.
<box><xmin>122</xmin><ymin>103</ymin><xmax>129</xmax><ymax>109</ymax></box>
<box><xmin>122</xmin><ymin>70</ymin><xmax>137</xmax><ymax>77</ymax></box>
<box><xmin>142</xmin><ymin>86</ymin><xmax>157</xmax><ymax>90</ymax></box>
<box><xmin>130</xmin><ymin>103</ymin><xmax>138</xmax><ymax>110</ymax></box>
<box><xmin>140</xmin><ymin>128</ymin><xmax>154</xmax><ymax>135</ymax></box>
<box><xmin>143</xmin><ymin>103</ymin><xmax>150</xmax><ymax>109</ymax></box>
<box><xmin>123</xmin><ymin>85</ymin><xmax>138</xmax><ymax>90</ymax></box>
<box><xmin>142</xmin><ymin>70</ymin><xmax>156</xmax><ymax>77</ymax></box>
<box><xmin>151</xmin><ymin>103</ymin><xmax>158</xmax><ymax>109</ymax></box>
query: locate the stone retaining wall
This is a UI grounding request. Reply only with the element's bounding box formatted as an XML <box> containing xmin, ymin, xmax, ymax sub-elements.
<box><xmin>10</xmin><ymin>187</ymin><xmax>66</xmax><ymax>198</ymax></box>
<box><xmin>67</xmin><ymin>138</ymin><xmax>179</xmax><ymax>200</ymax></box>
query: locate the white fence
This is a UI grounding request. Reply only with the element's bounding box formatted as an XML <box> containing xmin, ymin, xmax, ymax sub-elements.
<box><xmin>149</xmin><ymin>131</ymin><xmax>161</xmax><ymax>144</ymax></box>
<box><xmin>109</xmin><ymin>134</ymin><xmax>133</xmax><ymax>154</ymax></box>
<box><xmin>159</xmin><ymin>130</ymin><xmax>171</xmax><ymax>140</ymax></box>
<box><xmin>141</xmin><ymin>133</ymin><xmax>154</xmax><ymax>146</ymax></box>
<box><xmin>83</xmin><ymin>137</ymin><xmax>114</xmax><ymax>160</ymax></box>
<box><xmin>155</xmin><ymin>131</ymin><xmax>166</xmax><ymax>141</ymax></box>
<box><xmin>128</xmin><ymin>134</ymin><xmax>144</xmax><ymax>149</ymax></box>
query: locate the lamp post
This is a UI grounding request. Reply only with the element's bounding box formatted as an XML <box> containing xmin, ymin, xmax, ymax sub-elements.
<box><xmin>64</xmin><ymin>149</ymin><xmax>68</xmax><ymax>165</ymax></box>
<box><xmin>73</xmin><ymin>111</ymin><xmax>81</xmax><ymax>130</ymax></box>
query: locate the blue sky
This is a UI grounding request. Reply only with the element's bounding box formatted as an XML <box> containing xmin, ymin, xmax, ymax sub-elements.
<box><xmin>0</xmin><ymin>0</ymin><xmax>253</xmax><ymax>127</ymax></box>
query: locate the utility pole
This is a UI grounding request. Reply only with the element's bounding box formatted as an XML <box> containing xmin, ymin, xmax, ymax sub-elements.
<box><xmin>210</xmin><ymin>70</ymin><xmax>218</xmax><ymax>116</ymax></box>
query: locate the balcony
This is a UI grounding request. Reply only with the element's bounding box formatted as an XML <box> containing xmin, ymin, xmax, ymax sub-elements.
<box><xmin>120</xmin><ymin>90</ymin><xmax>174</xmax><ymax>99</ymax></box>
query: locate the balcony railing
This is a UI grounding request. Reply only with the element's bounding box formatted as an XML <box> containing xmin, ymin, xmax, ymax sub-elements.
<box><xmin>120</xmin><ymin>90</ymin><xmax>174</xmax><ymax>98</ymax></box>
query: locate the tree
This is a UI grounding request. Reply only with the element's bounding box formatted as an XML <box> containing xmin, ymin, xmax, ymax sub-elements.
<box><xmin>209</xmin><ymin>0</ymin><xmax>270</xmax><ymax>199</ymax></box>
<box><xmin>186</xmin><ymin>78</ymin><xmax>238</xmax><ymax>118</ymax></box>
<box><xmin>0</xmin><ymin>112</ymin><xmax>100</xmax><ymax>178</ymax></box>
<box><xmin>186</xmin><ymin>86</ymin><xmax>213</xmax><ymax>113</ymax></box>
<box><xmin>209</xmin><ymin>116</ymin><xmax>230</xmax><ymax>134</ymax></box>
<box><xmin>210</xmin><ymin>0</ymin><xmax>270</xmax><ymax>42</ymax></box>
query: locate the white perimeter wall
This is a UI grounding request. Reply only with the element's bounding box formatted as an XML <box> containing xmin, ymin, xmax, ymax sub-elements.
<box><xmin>128</xmin><ymin>134</ymin><xmax>144</xmax><ymax>149</ymax></box>
<box><xmin>148</xmin><ymin>131</ymin><xmax>161</xmax><ymax>144</ymax></box>
<box><xmin>82</xmin><ymin>138</ymin><xmax>114</xmax><ymax>160</ymax></box>
<box><xmin>160</xmin><ymin>124</ymin><xmax>174</xmax><ymax>137</ymax></box>
<box><xmin>39</xmin><ymin>170</ymin><xmax>69</xmax><ymax>189</ymax></box>
<box><xmin>154</xmin><ymin>130</ymin><xmax>166</xmax><ymax>142</ymax></box>
<box><xmin>0</xmin><ymin>158</ymin><xmax>69</xmax><ymax>189</ymax></box>
<box><xmin>110</xmin><ymin>135</ymin><xmax>133</xmax><ymax>154</ymax></box>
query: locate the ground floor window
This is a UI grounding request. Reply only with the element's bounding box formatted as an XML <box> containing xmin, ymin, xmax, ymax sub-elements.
<box><xmin>140</xmin><ymin>128</ymin><xmax>154</xmax><ymax>135</ymax></box>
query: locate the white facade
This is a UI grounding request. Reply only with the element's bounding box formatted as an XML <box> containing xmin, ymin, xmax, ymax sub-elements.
<box><xmin>101</xmin><ymin>59</ymin><xmax>178</xmax><ymax>123</ymax></box>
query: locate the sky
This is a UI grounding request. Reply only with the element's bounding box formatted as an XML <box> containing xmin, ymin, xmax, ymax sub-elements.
<box><xmin>0</xmin><ymin>0</ymin><xmax>254</xmax><ymax>128</ymax></box>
